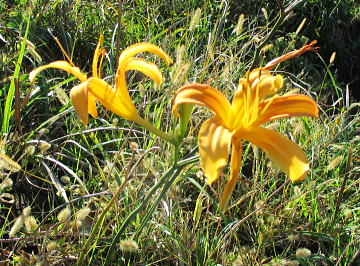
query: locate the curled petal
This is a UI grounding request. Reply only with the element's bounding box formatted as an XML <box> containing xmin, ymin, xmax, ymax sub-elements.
<box><xmin>29</xmin><ymin>61</ymin><xmax>87</xmax><ymax>82</ymax></box>
<box><xmin>198</xmin><ymin>118</ymin><xmax>232</xmax><ymax>184</ymax></box>
<box><xmin>264</xmin><ymin>40</ymin><xmax>318</xmax><ymax>70</ymax></box>
<box><xmin>243</xmin><ymin>127</ymin><xmax>309</xmax><ymax>182</ymax></box>
<box><xmin>70</xmin><ymin>82</ymin><xmax>89</xmax><ymax>124</ymax></box>
<box><xmin>86</xmin><ymin>77</ymin><xmax>138</xmax><ymax>122</ymax></box>
<box><xmin>232</xmin><ymin>69</ymin><xmax>283</xmax><ymax>114</ymax></box>
<box><xmin>87</xmin><ymin>94</ymin><xmax>98</xmax><ymax>118</ymax></box>
<box><xmin>248</xmin><ymin>69</ymin><xmax>284</xmax><ymax>98</ymax></box>
<box><xmin>118</xmin><ymin>43</ymin><xmax>173</xmax><ymax>68</ymax></box>
<box><xmin>125</xmin><ymin>58</ymin><xmax>163</xmax><ymax>84</ymax></box>
<box><xmin>115</xmin><ymin>43</ymin><xmax>172</xmax><ymax>99</ymax></box>
<box><xmin>92</xmin><ymin>34</ymin><xmax>105</xmax><ymax>78</ymax></box>
<box><xmin>219</xmin><ymin>138</ymin><xmax>242</xmax><ymax>211</ymax></box>
<box><xmin>256</xmin><ymin>94</ymin><xmax>319</xmax><ymax>126</ymax></box>
<box><xmin>257</xmin><ymin>73</ymin><xmax>283</xmax><ymax>99</ymax></box>
<box><xmin>172</xmin><ymin>83</ymin><xmax>233</xmax><ymax>127</ymax></box>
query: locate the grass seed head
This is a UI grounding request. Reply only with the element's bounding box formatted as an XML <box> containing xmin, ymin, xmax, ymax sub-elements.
<box><xmin>47</xmin><ymin>241</ymin><xmax>57</xmax><ymax>253</ymax></box>
<box><xmin>118</xmin><ymin>239</ymin><xmax>139</xmax><ymax>253</ymax></box>
<box><xmin>112</xmin><ymin>118</ymin><xmax>119</xmax><ymax>125</ymax></box>
<box><xmin>189</xmin><ymin>8</ymin><xmax>202</xmax><ymax>31</ymax></box>
<box><xmin>25</xmin><ymin>145</ymin><xmax>36</xmax><ymax>156</ymax></box>
<box><xmin>343</xmin><ymin>208</ymin><xmax>353</xmax><ymax>219</ymax></box>
<box><xmin>38</xmin><ymin>128</ymin><xmax>50</xmax><ymax>135</ymax></box>
<box><xmin>278</xmin><ymin>259</ymin><xmax>300</xmax><ymax>266</ymax></box>
<box><xmin>24</xmin><ymin>216</ymin><xmax>38</xmax><ymax>233</ymax></box>
<box><xmin>75</xmin><ymin>207</ymin><xmax>91</xmax><ymax>221</ymax></box>
<box><xmin>0</xmin><ymin>177</ymin><xmax>13</xmax><ymax>191</ymax></box>
<box><xmin>70</xmin><ymin>219</ymin><xmax>83</xmax><ymax>231</ymax></box>
<box><xmin>330</xmin><ymin>51</ymin><xmax>336</xmax><ymax>64</ymax></box>
<box><xmin>296</xmin><ymin>248</ymin><xmax>312</xmax><ymax>259</ymax></box>
<box><xmin>38</xmin><ymin>142</ymin><xmax>51</xmax><ymax>153</ymax></box>
<box><xmin>60</xmin><ymin>175</ymin><xmax>71</xmax><ymax>184</ymax></box>
<box><xmin>0</xmin><ymin>152</ymin><xmax>21</xmax><ymax>172</ymax></box>
<box><xmin>57</xmin><ymin>207</ymin><xmax>71</xmax><ymax>223</ymax></box>
<box><xmin>9</xmin><ymin>216</ymin><xmax>23</xmax><ymax>237</ymax></box>
<box><xmin>235</xmin><ymin>14</ymin><xmax>245</xmax><ymax>35</ymax></box>
<box><xmin>22</xmin><ymin>206</ymin><xmax>32</xmax><ymax>217</ymax></box>
<box><xmin>327</xmin><ymin>155</ymin><xmax>343</xmax><ymax>171</ymax></box>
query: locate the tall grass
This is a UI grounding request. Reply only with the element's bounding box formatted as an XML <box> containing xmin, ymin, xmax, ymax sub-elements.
<box><xmin>0</xmin><ymin>0</ymin><xmax>359</xmax><ymax>265</ymax></box>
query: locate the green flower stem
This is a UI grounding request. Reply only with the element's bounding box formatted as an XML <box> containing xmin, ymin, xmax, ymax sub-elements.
<box><xmin>135</xmin><ymin>116</ymin><xmax>177</xmax><ymax>145</ymax></box>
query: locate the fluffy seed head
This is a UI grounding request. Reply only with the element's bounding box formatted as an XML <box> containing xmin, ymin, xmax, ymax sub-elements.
<box><xmin>9</xmin><ymin>216</ymin><xmax>23</xmax><ymax>237</ymax></box>
<box><xmin>47</xmin><ymin>241</ymin><xmax>57</xmax><ymax>253</ymax></box>
<box><xmin>118</xmin><ymin>239</ymin><xmax>139</xmax><ymax>253</ymax></box>
<box><xmin>22</xmin><ymin>206</ymin><xmax>32</xmax><ymax>217</ymax></box>
<box><xmin>25</xmin><ymin>145</ymin><xmax>36</xmax><ymax>155</ymax></box>
<box><xmin>75</xmin><ymin>207</ymin><xmax>91</xmax><ymax>221</ymax></box>
<box><xmin>24</xmin><ymin>216</ymin><xmax>38</xmax><ymax>233</ymax></box>
<box><xmin>57</xmin><ymin>207</ymin><xmax>71</xmax><ymax>223</ymax></box>
<box><xmin>296</xmin><ymin>248</ymin><xmax>312</xmax><ymax>259</ymax></box>
<box><xmin>0</xmin><ymin>177</ymin><xmax>13</xmax><ymax>191</ymax></box>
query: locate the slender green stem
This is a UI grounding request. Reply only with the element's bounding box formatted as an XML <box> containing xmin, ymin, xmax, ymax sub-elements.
<box><xmin>135</xmin><ymin>116</ymin><xmax>176</xmax><ymax>145</ymax></box>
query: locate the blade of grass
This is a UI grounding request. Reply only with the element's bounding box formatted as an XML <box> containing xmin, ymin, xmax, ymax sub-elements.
<box><xmin>2</xmin><ymin>14</ymin><xmax>30</xmax><ymax>133</ymax></box>
<box><xmin>332</xmin><ymin>145</ymin><xmax>353</xmax><ymax>224</ymax></box>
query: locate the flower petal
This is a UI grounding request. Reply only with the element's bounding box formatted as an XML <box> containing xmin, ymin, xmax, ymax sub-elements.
<box><xmin>115</xmin><ymin>43</ymin><xmax>172</xmax><ymax>95</ymax></box>
<box><xmin>198</xmin><ymin>118</ymin><xmax>232</xmax><ymax>184</ymax></box>
<box><xmin>87</xmin><ymin>94</ymin><xmax>98</xmax><ymax>118</ymax></box>
<box><xmin>172</xmin><ymin>83</ymin><xmax>233</xmax><ymax>127</ymax></box>
<box><xmin>219</xmin><ymin>138</ymin><xmax>242</xmax><ymax>211</ymax></box>
<box><xmin>69</xmin><ymin>82</ymin><xmax>89</xmax><ymax>124</ymax></box>
<box><xmin>118</xmin><ymin>43</ymin><xmax>173</xmax><ymax>68</ymax></box>
<box><xmin>233</xmin><ymin>69</ymin><xmax>284</xmax><ymax>107</ymax></box>
<box><xmin>264</xmin><ymin>40</ymin><xmax>318</xmax><ymax>70</ymax></box>
<box><xmin>125</xmin><ymin>58</ymin><xmax>163</xmax><ymax>84</ymax></box>
<box><xmin>256</xmin><ymin>94</ymin><xmax>319</xmax><ymax>126</ymax></box>
<box><xmin>86</xmin><ymin>77</ymin><xmax>138</xmax><ymax>122</ymax></box>
<box><xmin>242</xmin><ymin>127</ymin><xmax>309</xmax><ymax>182</ymax></box>
<box><xmin>29</xmin><ymin>61</ymin><xmax>87</xmax><ymax>82</ymax></box>
<box><xmin>92</xmin><ymin>34</ymin><xmax>104</xmax><ymax>78</ymax></box>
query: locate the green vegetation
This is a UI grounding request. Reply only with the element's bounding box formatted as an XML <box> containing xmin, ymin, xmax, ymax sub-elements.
<box><xmin>0</xmin><ymin>0</ymin><xmax>359</xmax><ymax>265</ymax></box>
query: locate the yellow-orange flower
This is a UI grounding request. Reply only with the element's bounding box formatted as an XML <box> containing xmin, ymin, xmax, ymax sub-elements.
<box><xmin>29</xmin><ymin>35</ymin><xmax>106</xmax><ymax>121</ymax></box>
<box><xmin>172</xmin><ymin>44</ymin><xmax>319</xmax><ymax>210</ymax></box>
<box><xmin>30</xmin><ymin>36</ymin><xmax>172</xmax><ymax>125</ymax></box>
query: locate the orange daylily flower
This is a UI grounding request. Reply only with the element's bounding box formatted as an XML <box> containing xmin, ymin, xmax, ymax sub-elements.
<box><xmin>29</xmin><ymin>35</ymin><xmax>106</xmax><ymax>121</ymax></box>
<box><xmin>30</xmin><ymin>36</ymin><xmax>172</xmax><ymax>125</ymax></box>
<box><xmin>172</xmin><ymin>42</ymin><xmax>319</xmax><ymax>210</ymax></box>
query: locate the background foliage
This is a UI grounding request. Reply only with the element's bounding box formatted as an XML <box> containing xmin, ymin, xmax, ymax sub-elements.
<box><xmin>0</xmin><ymin>0</ymin><xmax>359</xmax><ymax>265</ymax></box>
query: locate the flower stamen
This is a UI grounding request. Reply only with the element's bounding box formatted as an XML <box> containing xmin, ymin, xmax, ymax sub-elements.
<box><xmin>54</xmin><ymin>37</ymin><xmax>75</xmax><ymax>67</ymax></box>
